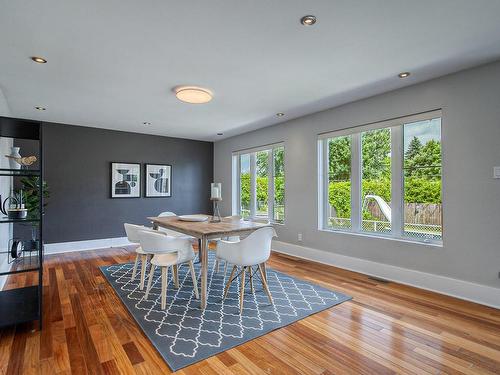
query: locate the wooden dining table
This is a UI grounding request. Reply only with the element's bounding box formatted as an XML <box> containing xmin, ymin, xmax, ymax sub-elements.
<box><xmin>148</xmin><ymin>215</ymin><xmax>271</xmax><ymax>310</ymax></box>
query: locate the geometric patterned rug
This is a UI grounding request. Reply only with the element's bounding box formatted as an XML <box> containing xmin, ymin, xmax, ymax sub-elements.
<box><xmin>100</xmin><ymin>251</ymin><xmax>351</xmax><ymax>371</ymax></box>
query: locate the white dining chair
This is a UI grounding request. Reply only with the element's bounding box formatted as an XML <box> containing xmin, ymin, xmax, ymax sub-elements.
<box><xmin>139</xmin><ymin>230</ymin><xmax>199</xmax><ymax>310</ymax></box>
<box><xmin>156</xmin><ymin>211</ymin><xmax>187</xmax><ymax>237</ymax></box>
<box><xmin>216</xmin><ymin>226</ymin><xmax>277</xmax><ymax>314</ymax></box>
<box><xmin>124</xmin><ymin>223</ymin><xmax>156</xmax><ymax>290</ymax></box>
<box><xmin>214</xmin><ymin>215</ymin><xmax>242</xmax><ymax>275</ymax></box>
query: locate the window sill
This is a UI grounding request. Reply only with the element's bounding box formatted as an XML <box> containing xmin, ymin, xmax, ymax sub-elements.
<box><xmin>318</xmin><ymin>228</ymin><xmax>443</xmax><ymax>248</ymax></box>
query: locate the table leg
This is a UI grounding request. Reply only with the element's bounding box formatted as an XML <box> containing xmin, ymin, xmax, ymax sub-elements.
<box><xmin>196</xmin><ymin>239</ymin><xmax>202</xmax><ymax>264</ymax></box>
<box><xmin>200</xmin><ymin>235</ymin><xmax>208</xmax><ymax>309</ymax></box>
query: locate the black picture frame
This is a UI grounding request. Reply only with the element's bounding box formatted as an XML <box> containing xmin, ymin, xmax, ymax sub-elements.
<box><xmin>144</xmin><ymin>163</ymin><xmax>172</xmax><ymax>198</ymax></box>
<box><xmin>110</xmin><ymin>162</ymin><xmax>141</xmax><ymax>198</ymax></box>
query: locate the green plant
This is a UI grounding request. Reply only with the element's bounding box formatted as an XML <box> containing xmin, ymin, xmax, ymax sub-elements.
<box><xmin>20</xmin><ymin>176</ymin><xmax>50</xmax><ymax>217</ymax></box>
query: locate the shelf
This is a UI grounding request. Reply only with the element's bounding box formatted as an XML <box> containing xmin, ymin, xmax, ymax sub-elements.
<box><xmin>0</xmin><ymin>217</ymin><xmax>40</xmax><ymax>224</ymax></box>
<box><xmin>0</xmin><ymin>253</ymin><xmax>40</xmax><ymax>276</ymax></box>
<box><xmin>0</xmin><ymin>286</ymin><xmax>40</xmax><ymax>328</ymax></box>
<box><xmin>0</xmin><ymin>168</ymin><xmax>40</xmax><ymax>177</ymax></box>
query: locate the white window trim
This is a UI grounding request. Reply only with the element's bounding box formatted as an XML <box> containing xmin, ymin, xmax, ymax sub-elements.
<box><xmin>318</xmin><ymin>110</ymin><xmax>443</xmax><ymax>246</ymax></box>
<box><xmin>232</xmin><ymin>142</ymin><xmax>285</xmax><ymax>223</ymax></box>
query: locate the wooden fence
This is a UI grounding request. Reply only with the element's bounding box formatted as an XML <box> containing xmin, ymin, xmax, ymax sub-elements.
<box><xmin>366</xmin><ymin>202</ymin><xmax>442</xmax><ymax>225</ymax></box>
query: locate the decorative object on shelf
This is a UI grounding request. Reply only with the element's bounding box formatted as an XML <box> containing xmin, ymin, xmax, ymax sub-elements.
<box><xmin>0</xmin><ymin>190</ymin><xmax>28</xmax><ymax>219</ymax></box>
<box><xmin>5</xmin><ymin>154</ymin><xmax>37</xmax><ymax>169</ymax></box>
<box><xmin>145</xmin><ymin>164</ymin><xmax>172</xmax><ymax>197</ymax></box>
<box><xmin>210</xmin><ymin>182</ymin><xmax>222</xmax><ymax>223</ymax></box>
<box><xmin>111</xmin><ymin>162</ymin><xmax>141</xmax><ymax>198</ymax></box>
<box><xmin>8</xmin><ymin>239</ymin><xmax>24</xmax><ymax>260</ymax></box>
<box><xmin>6</xmin><ymin>147</ymin><xmax>22</xmax><ymax>169</ymax></box>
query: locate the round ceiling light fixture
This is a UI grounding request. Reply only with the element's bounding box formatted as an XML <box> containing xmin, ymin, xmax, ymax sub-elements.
<box><xmin>217</xmin><ymin>132</ymin><xmax>223</xmax><ymax>136</ymax></box>
<box><xmin>35</xmin><ymin>106</ymin><xmax>46</xmax><ymax>111</ymax></box>
<box><xmin>301</xmin><ymin>15</ymin><xmax>316</xmax><ymax>26</ymax></box>
<box><xmin>143</xmin><ymin>122</ymin><xmax>151</xmax><ymax>125</ymax></box>
<box><xmin>174</xmin><ymin>86</ymin><xmax>213</xmax><ymax>104</ymax></box>
<box><xmin>276</xmin><ymin>112</ymin><xmax>285</xmax><ymax>117</ymax></box>
<box><xmin>31</xmin><ymin>56</ymin><xmax>47</xmax><ymax>64</ymax></box>
<box><xmin>398</xmin><ymin>72</ymin><xmax>410</xmax><ymax>78</ymax></box>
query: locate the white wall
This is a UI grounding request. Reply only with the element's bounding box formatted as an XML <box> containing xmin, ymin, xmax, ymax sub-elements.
<box><xmin>0</xmin><ymin>136</ymin><xmax>13</xmax><ymax>289</ymax></box>
<box><xmin>214</xmin><ymin>61</ymin><xmax>500</xmax><ymax>292</ymax></box>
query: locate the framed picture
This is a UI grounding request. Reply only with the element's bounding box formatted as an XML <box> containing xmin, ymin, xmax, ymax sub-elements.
<box><xmin>145</xmin><ymin>164</ymin><xmax>172</xmax><ymax>197</ymax></box>
<box><xmin>110</xmin><ymin>162</ymin><xmax>141</xmax><ymax>198</ymax></box>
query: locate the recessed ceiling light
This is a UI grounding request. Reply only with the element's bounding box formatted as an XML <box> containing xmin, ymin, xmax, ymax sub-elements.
<box><xmin>31</xmin><ymin>56</ymin><xmax>47</xmax><ymax>64</ymax></box>
<box><xmin>217</xmin><ymin>132</ymin><xmax>223</xmax><ymax>136</ymax></box>
<box><xmin>143</xmin><ymin>122</ymin><xmax>151</xmax><ymax>125</ymax></box>
<box><xmin>276</xmin><ymin>112</ymin><xmax>285</xmax><ymax>117</ymax></box>
<box><xmin>398</xmin><ymin>72</ymin><xmax>410</xmax><ymax>78</ymax></box>
<box><xmin>174</xmin><ymin>86</ymin><xmax>213</xmax><ymax>104</ymax></box>
<box><xmin>35</xmin><ymin>106</ymin><xmax>46</xmax><ymax>111</ymax></box>
<box><xmin>301</xmin><ymin>15</ymin><xmax>316</xmax><ymax>26</ymax></box>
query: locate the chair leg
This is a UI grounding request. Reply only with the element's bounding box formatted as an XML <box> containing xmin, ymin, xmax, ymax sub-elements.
<box><xmin>161</xmin><ymin>266</ymin><xmax>168</xmax><ymax>310</ymax></box>
<box><xmin>223</xmin><ymin>265</ymin><xmax>237</xmax><ymax>300</ymax></box>
<box><xmin>223</xmin><ymin>261</ymin><xmax>228</xmax><ymax>277</ymax></box>
<box><xmin>248</xmin><ymin>266</ymin><xmax>254</xmax><ymax>294</ymax></box>
<box><xmin>131</xmin><ymin>254</ymin><xmax>140</xmax><ymax>281</ymax></box>
<box><xmin>215</xmin><ymin>258</ymin><xmax>219</xmax><ymax>273</ymax></box>
<box><xmin>144</xmin><ymin>264</ymin><xmax>156</xmax><ymax>299</ymax></box>
<box><xmin>139</xmin><ymin>254</ymin><xmax>148</xmax><ymax>290</ymax></box>
<box><xmin>173</xmin><ymin>264</ymin><xmax>179</xmax><ymax>289</ymax></box>
<box><xmin>188</xmin><ymin>261</ymin><xmax>199</xmax><ymax>299</ymax></box>
<box><xmin>261</xmin><ymin>262</ymin><xmax>268</xmax><ymax>282</ymax></box>
<box><xmin>239</xmin><ymin>266</ymin><xmax>246</xmax><ymax>314</ymax></box>
<box><xmin>258</xmin><ymin>264</ymin><xmax>273</xmax><ymax>304</ymax></box>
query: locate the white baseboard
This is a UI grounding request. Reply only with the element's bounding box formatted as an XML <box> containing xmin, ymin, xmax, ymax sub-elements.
<box><xmin>0</xmin><ymin>256</ymin><xmax>9</xmax><ymax>291</ymax></box>
<box><xmin>272</xmin><ymin>240</ymin><xmax>500</xmax><ymax>309</ymax></box>
<box><xmin>45</xmin><ymin>237</ymin><xmax>132</xmax><ymax>254</ymax></box>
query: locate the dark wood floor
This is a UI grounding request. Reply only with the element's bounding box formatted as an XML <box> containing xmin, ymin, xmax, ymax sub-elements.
<box><xmin>1</xmin><ymin>246</ymin><xmax>499</xmax><ymax>375</ymax></box>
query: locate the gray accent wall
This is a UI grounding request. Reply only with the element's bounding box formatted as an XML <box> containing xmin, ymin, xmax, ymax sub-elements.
<box><xmin>214</xmin><ymin>61</ymin><xmax>500</xmax><ymax>289</ymax></box>
<box><xmin>38</xmin><ymin>123</ymin><xmax>213</xmax><ymax>243</ymax></box>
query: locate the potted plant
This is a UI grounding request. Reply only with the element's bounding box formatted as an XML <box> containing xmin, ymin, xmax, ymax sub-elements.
<box><xmin>20</xmin><ymin>176</ymin><xmax>49</xmax><ymax>251</ymax></box>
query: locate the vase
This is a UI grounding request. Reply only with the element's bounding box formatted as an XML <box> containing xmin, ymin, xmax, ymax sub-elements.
<box><xmin>8</xmin><ymin>147</ymin><xmax>21</xmax><ymax>169</ymax></box>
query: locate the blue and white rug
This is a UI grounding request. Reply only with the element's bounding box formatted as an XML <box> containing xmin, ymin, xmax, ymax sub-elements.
<box><xmin>100</xmin><ymin>252</ymin><xmax>351</xmax><ymax>371</ymax></box>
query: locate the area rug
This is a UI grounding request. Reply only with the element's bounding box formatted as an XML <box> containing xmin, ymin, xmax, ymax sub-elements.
<box><xmin>100</xmin><ymin>252</ymin><xmax>351</xmax><ymax>371</ymax></box>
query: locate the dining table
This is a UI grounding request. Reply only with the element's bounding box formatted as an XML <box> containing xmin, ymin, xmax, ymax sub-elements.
<box><xmin>148</xmin><ymin>214</ymin><xmax>271</xmax><ymax>310</ymax></box>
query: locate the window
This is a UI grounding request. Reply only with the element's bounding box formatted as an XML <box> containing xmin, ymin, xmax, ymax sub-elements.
<box><xmin>319</xmin><ymin>111</ymin><xmax>442</xmax><ymax>244</ymax></box>
<box><xmin>233</xmin><ymin>143</ymin><xmax>285</xmax><ymax>223</ymax></box>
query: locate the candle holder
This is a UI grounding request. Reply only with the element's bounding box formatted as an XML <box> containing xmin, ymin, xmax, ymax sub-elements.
<box><xmin>210</xmin><ymin>197</ymin><xmax>222</xmax><ymax>223</ymax></box>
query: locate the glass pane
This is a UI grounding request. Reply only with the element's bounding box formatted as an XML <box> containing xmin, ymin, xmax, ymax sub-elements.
<box><xmin>403</xmin><ymin>118</ymin><xmax>442</xmax><ymax>241</ymax></box>
<box><xmin>239</xmin><ymin>154</ymin><xmax>250</xmax><ymax>219</ymax></box>
<box><xmin>256</xmin><ymin>150</ymin><xmax>269</xmax><ymax>218</ymax></box>
<box><xmin>361</xmin><ymin>128</ymin><xmax>392</xmax><ymax>234</ymax></box>
<box><xmin>327</xmin><ymin>136</ymin><xmax>352</xmax><ymax>230</ymax></box>
<box><xmin>273</xmin><ymin>146</ymin><xmax>285</xmax><ymax>223</ymax></box>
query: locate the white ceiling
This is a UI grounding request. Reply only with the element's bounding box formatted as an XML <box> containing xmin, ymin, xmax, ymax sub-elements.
<box><xmin>1</xmin><ymin>1</ymin><xmax>500</xmax><ymax>141</ymax></box>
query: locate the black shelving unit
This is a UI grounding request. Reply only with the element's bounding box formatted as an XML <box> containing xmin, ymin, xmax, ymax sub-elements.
<box><xmin>0</xmin><ymin>116</ymin><xmax>43</xmax><ymax>330</ymax></box>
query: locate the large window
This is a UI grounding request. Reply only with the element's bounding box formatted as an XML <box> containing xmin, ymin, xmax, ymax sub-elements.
<box><xmin>234</xmin><ymin>143</ymin><xmax>285</xmax><ymax>223</ymax></box>
<box><xmin>319</xmin><ymin>111</ymin><xmax>442</xmax><ymax>243</ymax></box>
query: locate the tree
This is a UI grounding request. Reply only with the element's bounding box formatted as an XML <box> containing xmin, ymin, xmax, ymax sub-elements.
<box><xmin>405</xmin><ymin>136</ymin><xmax>422</xmax><ymax>160</ymax></box>
<box><xmin>328</xmin><ymin>136</ymin><xmax>351</xmax><ymax>181</ymax></box>
<box><xmin>361</xmin><ymin>128</ymin><xmax>391</xmax><ymax>179</ymax></box>
<box><xmin>404</xmin><ymin>139</ymin><xmax>441</xmax><ymax>179</ymax></box>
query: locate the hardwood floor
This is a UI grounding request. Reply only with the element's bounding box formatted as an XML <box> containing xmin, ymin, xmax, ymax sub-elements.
<box><xmin>1</xmin><ymin>246</ymin><xmax>499</xmax><ymax>375</ymax></box>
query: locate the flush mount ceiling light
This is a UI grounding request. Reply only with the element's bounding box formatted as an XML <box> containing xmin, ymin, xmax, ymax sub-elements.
<box><xmin>398</xmin><ymin>72</ymin><xmax>410</xmax><ymax>78</ymax></box>
<box><xmin>174</xmin><ymin>86</ymin><xmax>213</xmax><ymax>104</ymax></box>
<box><xmin>276</xmin><ymin>112</ymin><xmax>285</xmax><ymax>117</ymax></box>
<box><xmin>31</xmin><ymin>56</ymin><xmax>47</xmax><ymax>64</ymax></box>
<box><xmin>35</xmin><ymin>106</ymin><xmax>46</xmax><ymax>111</ymax></box>
<box><xmin>217</xmin><ymin>132</ymin><xmax>223</xmax><ymax>136</ymax></box>
<box><xmin>143</xmin><ymin>122</ymin><xmax>151</xmax><ymax>125</ymax></box>
<box><xmin>300</xmin><ymin>15</ymin><xmax>316</xmax><ymax>26</ymax></box>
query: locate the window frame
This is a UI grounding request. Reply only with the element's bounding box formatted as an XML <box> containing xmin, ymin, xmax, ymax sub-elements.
<box><xmin>318</xmin><ymin>110</ymin><xmax>443</xmax><ymax>245</ymax></box>
<box><xmin>232</xmin><ymin>142</ymin><xmax>285</xmax><ymax>224</ymax></box>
